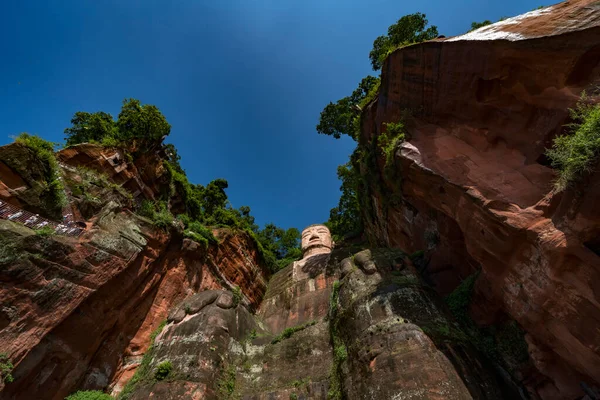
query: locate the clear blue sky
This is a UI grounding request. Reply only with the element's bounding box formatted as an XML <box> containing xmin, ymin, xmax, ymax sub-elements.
<box><xmin>0</xmin><ymin>0</ymin><xmax>544</xmax><ymax>231</ymax></box>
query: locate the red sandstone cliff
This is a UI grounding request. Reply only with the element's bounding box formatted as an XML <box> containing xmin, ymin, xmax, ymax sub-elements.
<box><xmin>0</xmin><ymin>144</ymin><xmax>270</xmax><ymax>400</ymax></box>
<box><xmin>360</xmin><ymin>1</ymin><xmax>600</xmax><ymax>398</ymax></box>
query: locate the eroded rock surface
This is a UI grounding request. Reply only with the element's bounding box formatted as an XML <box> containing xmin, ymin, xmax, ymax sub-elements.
<box><xmin>125</xmin><ymin>225</ymin><xmax>506</xmax><ymax>399</ymax></box>
<box><xmin>359</xmin><ymin>1</ymin><xmax>600</xmax><ymax>397</ymax></box>
<box><xmin>0</xmin><ymin>145</ymin><xmax>270</xmax><ymax>400</ymax></box>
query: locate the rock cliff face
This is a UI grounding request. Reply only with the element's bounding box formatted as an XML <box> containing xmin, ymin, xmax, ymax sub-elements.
<box><xmin>359</xmin><ymin>1</ymin><xmax>600</xmax><ymax>398</ymax></box>
<box><xmin>0</xmin><ymin>144</ymin><xmax>270</xmax><ymax>400</ymax></box>
<box><xmin>1</xmin><ymin>2</ymin><xmax>599</xmax><ymax>400</ymax></box>
<box><xmin>125</xmin><ymin>245</ymin><xmax>507</xmax><ymax>399</ymax></box>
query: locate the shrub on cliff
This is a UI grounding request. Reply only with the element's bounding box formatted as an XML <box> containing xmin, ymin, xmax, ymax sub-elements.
<box><xmin>14</xmin><ymin>133</ymin><xmax>67</xmax><ymax>218</ymax></box>
<box><xmin>546</xmin><ymin>96</ymin><xmax>600</xmax><ymax>191</ymax></box>
<box><xmin>0</xmin><ymin>353</ymin><xmax>14</xmax><ymax>384</ymax></box>
<box><xmin>138</xmin><ymin>200</ymin><xmax>174</xmax><ymax>230</ymax></box>
<box><xmin>369</xmin><ymin>13</ymin><xmax>439</xmax><ymax>71</ymax></box>
<box><xmin>64</xmin><ymin>390</ymin><xmax>113</xmax><ymax>400</ymax></box>
<box><xmin>378</xmin><ymin>121</ymin><xmax>406</xmax><ymax>170</ymax></box>
<box><xmin>154</xmin><ymin>361</ymin><xmax>173</xmax><ymax>381</ymax></box>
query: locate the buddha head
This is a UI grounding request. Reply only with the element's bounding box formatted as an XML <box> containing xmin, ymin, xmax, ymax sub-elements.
<box><xmin>301</xmin><ymin>224</ymin><xmax>333</xmax><ymax>259</ymax></box>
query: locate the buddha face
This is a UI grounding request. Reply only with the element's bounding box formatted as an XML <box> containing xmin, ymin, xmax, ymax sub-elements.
<box><xmin>301</xmin><ymin>225</ymin><xmax>333</xmax><ymax>256</ymax></box>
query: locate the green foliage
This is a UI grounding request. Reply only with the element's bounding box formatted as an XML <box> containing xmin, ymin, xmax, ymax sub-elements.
<box><xmin>0</xmin><ymin>353</ymin><xmax>14</xmax><ymax>384</ymax></box>
<box><xmin>369</xmin><ymin>13</ymin><xmax>439</xmax><ymax>71</ymax></box>
<box><xmin>65</xmin><ymin>391</ymin><xmax>113</xmax><ymax>400</ymax></box>
<box><xmin>232</xmin><ymin>286</ymin><xmax>242</xmax><ymax>307</ymax></box>
<box><xmin>328</xmin><ymin>281</ymin><xmax>344</xmax><ymax>400</ymax></box>
<box><xmin>138</xmin><ymin>200</ymin><xmax>156</xmax><ymax>219</ymax></box>
<box><xmin>153</xmin><ymin>203</ymin><xmax>174</xmax><ymax>229</ymax></box>
<box><xmin>326</xmin><ymin>156</ymin><xmax>362</xmax><ymax>242</ymax></box>
<box><xmin>290</xmin><ymin>393</ymin><xmax>298</xmax><ymax>400</ymax></box>
<box><xmin>35</xmin><ymin>226</ymin><xmax>56</xmax><ymax>237</ymax></box>
<box><xmin>446</xmin><ymin>272</ymin><xmax>479</xmax><ymax>326</ymax></box>
<box><xmin>64</xmin><ymin>98</ymin><xmax>170</xmax><ymax>150</ymax></box>
<box><xmin>118</xmin><ymin>322</ymin><xmax>166</xmax><ymax>400</ymax></box>
<box><xmin>271</xmin><ymin>321</ymin><xmax>317</xmax><ymax>345</ymax></box>
<box><xmin>334</xmin><ymin>344</ymin><xmax>347</xmax><ymax>362</ymax></box>
<box><xmin>137</xmin><ymin>201</ymin><xmax>174</xmax><ymax>230</ymax></box>
<box><xmin>201</xmin><ymin>178</ymin><xmax>228</xmax><ymax>217</ymax></box>
<box><xmin>378</xmin><ymin>121</ymin><xmax>406</xmax><ymax>171</ymax></box>
<box><xmin>116</xmin><ymin>98</ymin><xmax>171</xmax><ymax>144</ymax></box>
<box><xmin>163</xmin><ymin>143</ymin><xmax>183</xmax><ymax>173</ymax></box>
<box><xmin>63</xmin><ymin>99</ymin><xmax>299</xmax><ymax>277</ymax></box>
<box><xmin>154</xmin><ymin>361</ymin><xmax>173</xmax><ymax>381</ymax></box>
<box><xmin>469</xmin><ymin>20</ymin><xmax>492</xmax><ymax>31</ymax></box>
<box><xmin>317</xmin><ymin>76</ymin><xmax>380</xmax><ymax>140</ymax></box>
<box><xmin>217</xmin><ymin>365</ymin><xmax>237</xmax><ymax>397</ymax></box>
<box><xmin>251</xmin><ymin>224</ymin><xmax>301</xmax><ymax>273</ymax></box>
<box><xmin>149</xmin><ymin>320</ymin><xmax>166</xmax><ymax>342</ymax></box>
<box><xmin>15</xmin><ymin>133</ymin><xmax>67</xmax><ymax>218</ymax></box>
<box><xmin>546</xmin><ymin>96</ymin><xmax>600</xmax><ymax>191</ymax></box>
<box><xmin>184</xmin><ymin>221</ymin><xmax>217</xmax><ymax>249</ymax></box>
<box><xmin>64</xmin><ymin>111</ymin><xmax>117</xmax><ymax>147</ymax></box>
<box><xmin>358</xmin><ymin>79</ymin><xmax>381</xmax><ymax>110</ymax></box>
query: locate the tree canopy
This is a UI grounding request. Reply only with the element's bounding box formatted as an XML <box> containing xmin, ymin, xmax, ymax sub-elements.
<box><xmin>116</xmin><ymin>98</ymin><xmax>171</xmax><ymax>143</ymax></box>
<box><xmin>326</xmin><ymin>158</ymin><xmax>362</xmax><ymax>241</ymax></box>
<box><xmin>64</xmin><ymin>111</ymin><xmax>117</xmax><ymax>147</ymax></box>
<box><xmin>64</xmin><ymin>98</ymin><xmax>300</xmax><ymax>273</ymax></box>
<box><xmin>369</xmin><ymin>12</ymin><xmax>439</xmax><ymax>71</ymax></box>
<box><xmin>255</xmin><ymin>224</ymin><xmax>302</xmax><ymax>270</ymax></box>
<box><xmin>64</xmin><ymin>98</ymin><xmax>171</xmax><ymax>148</ymax></box>
<box><xmin>316</xmin><ymin>76</ymin><xmax>380</xmax><ymax>140</ymax></box>
<box><xmin>469</xmin><ymin>20</ymin><xmax>492</xmax><ymax>32</ymax></box>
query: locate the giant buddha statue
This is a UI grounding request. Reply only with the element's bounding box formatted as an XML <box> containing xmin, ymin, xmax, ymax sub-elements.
<box><xmin>300</xmin><ymin>224</ymin><xmax>333</xmax><ymax>259</ymax></box>
<box><xmin>292</xmin><ymin>224</ymin><xmax>333</xmax><ymax>280</ymax></box>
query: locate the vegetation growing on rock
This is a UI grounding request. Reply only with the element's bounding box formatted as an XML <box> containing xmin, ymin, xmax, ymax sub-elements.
<box><xmin>316</xmin><ymin>12</ymin><xmax>438</xmax><ymax>241</ymax></box>
<box><xmin>154</xmin><ymin>361</ymin><xmax>173</xmax><ymax>381</ymax></box>
<box><xmin>65</xmin><ymin>390</ymin><xmax>113</xmax><ymax>400</ymax></box>
<box><xmin>117</xmin><ymin>321</ymin><xmax>166</xmax><ymax>400</ymax></box>
<box><xmin>61</xmin><ymin>98</ymin><xmax>301</xmax><ymax>272</ymax></box>
<box><xmin>327</xmin><ymin>280</ymin><xmax>345</xmax><ymax>400</ymax></box>
<box><xmin>0</xmin><ymin>353</ymin><xmax>14</xmax><ymax>384</ymax></box>
<box><xmin>270</xmin><ymin>320</ymin><xmax>317</xmax><ymax>345</ymax></box>
<box><xmin>368</xmin><ymin>12</ymin><xmax>439</xmax><ymax>71</ymax></box>
<box><xmin>3</xmin><ymin>133</ymin><xmax>68</xmax><ymax>219</ymax></box>
<box><xmin>469</xmin><ymin>20</ymin><xmax>492</xmax><ymax>31</ymax></box>
<box><xmin>546</xmin><ymin>94</ymin><xmax>600</xmax><ymax>191</ymax></box>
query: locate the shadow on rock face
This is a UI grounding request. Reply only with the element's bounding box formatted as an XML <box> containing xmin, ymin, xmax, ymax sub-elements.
<box><xmin>332</xmin><ymin>248</ymin><xmax>510</xmax><ymax>399</ymax></box>
<box><xmin>299</xmin><ymin>253</ymin><xmax>331</xmax><ymax>279</ymax></box>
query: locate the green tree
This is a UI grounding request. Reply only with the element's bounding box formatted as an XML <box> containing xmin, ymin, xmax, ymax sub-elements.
<box><xmin>202</xmin><ymin>179</ymin><xmax>229</xmax><ymax>217</ymax></box>
<box><xmin>64</xmin><ymin>111</ymin><xmax>117</xmax><ymax>146</ymax></box>
<box><xmin>369</xmin><ymin>13</ymin><xmax>438</xmax><ymax>71</ymax></box>
<box><xmin>64</xmin><ymin>99</ymin><xmax>170</xmax><ymax>148</ymax></box>
<box><xmin>238</xmin><ymin>205</ymin><xmax>259</xmax><ymax>232</ymax></box>
<box><xmin>469</xmin><ymin>20</ymin><xmax>492</xmax><ymax>31</ymax></box>
<box><xmin>254</xmin><ymin>224</ymin><xmax>301</xmax><ymax>270</ymax></box>
<box><xmin>327</xmin><ymin>159</ymin><xmax>361</xmax><ymax>240</ymax></box>
<box><xmin>317</xmin><ymin>76</ymin><xmax>379</xmax><ymax>140</ymax></box>
<box><xmin>164</xmin><ymin>143</ymin><xmax>183</xmax><ymax>173</ymax></box>
<box><xmin>116</xmin><ymin>98</ymin><xmax>171</xmax><ymax>143</ymax></box>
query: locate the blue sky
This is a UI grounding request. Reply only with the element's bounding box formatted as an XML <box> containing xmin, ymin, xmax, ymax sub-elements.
<box><xmin>0</xmin><ymin>0</ymin><xmax>545</xmax><ymax>230</ymax></box>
